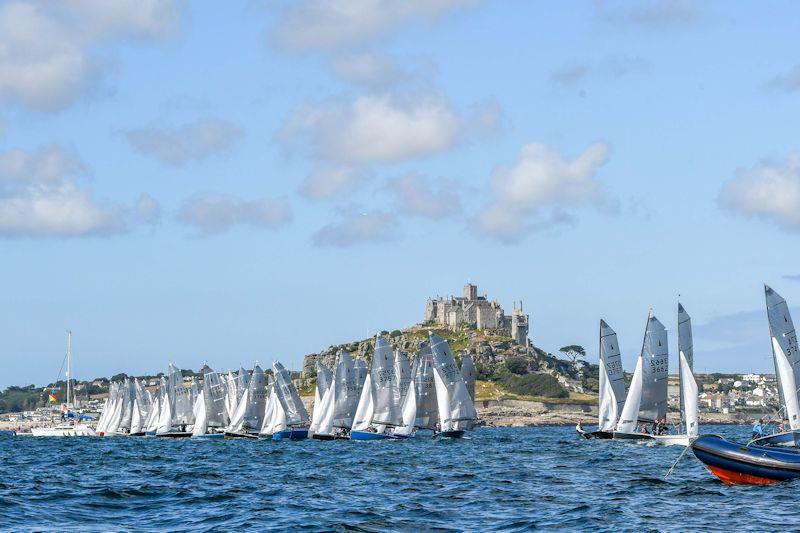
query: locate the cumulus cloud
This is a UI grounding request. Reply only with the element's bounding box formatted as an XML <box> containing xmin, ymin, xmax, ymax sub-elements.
<box><xmin>278</xmin><ymin>93</ymin><xmax>460</xmax><ymax>164</ymax></box>
<box><xmin>312</xmin><ymin>207</ymin><xmax>399</xmax><ymax>247</ymax></box>
<box><xmin>0</xmin><ymin>0</ymin><xmax>180</xmax><ymax>111</ymax></box>
<box><xmin>596</xmin><ymin>0</ymin><xmax>698</xmax><ymax>27</ymax></box>
<box><xmin>177</xmin><ymin>193</ymin><xmax>292</xmax><ymax>235</ymax></box>
<box><xmin>386</xmin><ymin>173</ymin><xmax>461</xmax><ymax>219</ymax></box>
<box><xmin>472</xmin><ymin>142</ymin><xmax>613</xmax><ymax>242</ymax></box>
<box><xmin>121</xmin><ymin>118</ymin><xmax>244</xmax><ymax>166</ymax></box>
<box><xmin>300</xmin><ymin>166</ymin><xmax>374</xmax><ymax>200</ymax></box>
<box><xmin>0</xmin><ymin>144</ymin><xmax>126</xmax><ymax>237</ymax></box>
<box><xmin>765</xmin><ymin>65</ymin><xmax>800</xmax><ymax>93</ymax></box>
<box><xmin>272</xmin><ymin>0</ymin><xmax>476</xmax><ymax>51</ymax></box>
<box><xmin>718</xmin><ymin>153</ymin><xmax>800</xmax><ymax>231</ymax></box>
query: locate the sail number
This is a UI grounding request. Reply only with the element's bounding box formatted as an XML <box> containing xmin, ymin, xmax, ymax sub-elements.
<box><xmin>649</xmin><ymin>356</ymin><xmax>668</xmax><ymax>375</ymax></box>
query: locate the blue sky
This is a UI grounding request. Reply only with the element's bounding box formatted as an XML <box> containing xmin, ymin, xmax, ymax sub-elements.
<box><xmin>3</xmin><ymin>0</ymin><xmax>800</xmax><ymax>388</ymax></box>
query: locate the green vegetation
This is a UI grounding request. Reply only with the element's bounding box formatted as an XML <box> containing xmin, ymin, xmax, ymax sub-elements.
<box><xmin>495</xmin><ymin>372</ymin><xmax>568</xmax><ymax>398</ymax></box>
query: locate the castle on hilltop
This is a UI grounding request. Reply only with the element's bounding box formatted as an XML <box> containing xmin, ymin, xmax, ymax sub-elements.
<box><xmin>423</xmin><ymin>283</ymin><xmax>530</xmax><ymax>346</ymax></box>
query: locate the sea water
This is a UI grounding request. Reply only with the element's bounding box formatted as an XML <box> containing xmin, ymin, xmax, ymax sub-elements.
<box><xmin>0</xmin><ymin>425</ymin><xmax>796</xmax><ymax>531</ymax></box>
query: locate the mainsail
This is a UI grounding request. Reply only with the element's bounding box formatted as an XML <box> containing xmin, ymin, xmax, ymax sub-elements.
<box><xmin>332</xmin><ymin>351</ymin><xmax>359</xmax><ymax>429</ymax></box>
<box><xmin>228</xmin><ymin>365</ymin><xmax>266</xmax><ymax>432</ymax></box>
<box><xmin>369</xmin><ymin>336</ymin><xmax>404</xmax><ymax>427</ymax></box>
<box><xmin>310</xmin><ymin>361</ymin><xmax>333</xmax><ymax>433</ymax></box>
<box><xmin>414</xmin><ymin>342</ymin><xmax>438</xmax><ymax>430</ymax></box>
<box><xmin>678</xmin><ymin>304</ymin><xmax>699</xmax><ymax>437</ymax></box>
<box><xmin>394</xmin><ymin>350</ymin><xmax>413</xmax><ymax>402</ymax></box>
<box><xmin>429</xmin><ymin>333</ymin><xmax>477</xmax><ymax>431</ymax></box>
<box><xmin>460</xmin><ymin>353</ymin><xmax>477</xmax><ymax>402</ymax></box>
<box><xmin>273</xmin><ymin>362</ymin><xmax>309</xmax><ymax>427</ymax></box>
<box><xmin>766</xmin><ymin>285</ymin><xmax>800</xmax><ymax>430</ymax></box>
<box><xmin>598</xmin><ymin>320</ymin><xmax>627</xmax><ymax>431</ymax></box>
<box><xmin>639</xmin><ymin>313</ymin><xmax>669</xmax><ymax>423</ymax></box>
<box><xmin>393</xmin><ymin>357</ymin><xmax>420</xmax><ymax>436</ymax></box>
<box><xmin>203</xmin><ymin>370</ymin><xmax>229</xmax><ymax>428</ymax></box>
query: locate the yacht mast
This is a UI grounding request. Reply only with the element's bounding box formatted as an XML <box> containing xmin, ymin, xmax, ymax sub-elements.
<box><xmin>66</xmin><ymin>331</ymin><xmax>72</xmax><ymax>407</ymax></box>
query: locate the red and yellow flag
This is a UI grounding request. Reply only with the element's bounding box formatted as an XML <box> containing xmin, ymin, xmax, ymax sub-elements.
<box><xmin>48</xmin><ymin>393</ymin><xmax>57</xmax><ymax>403</ymax></box>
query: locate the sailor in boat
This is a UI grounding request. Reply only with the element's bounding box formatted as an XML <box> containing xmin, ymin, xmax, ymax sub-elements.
<box><xmin>576</xmin><ymin>419</ymin><xmax>584</xmax><ymax>433</ymax></box>
<box><xmin>752</xmin><ymin>419</ymin><xmax>765</xmax><ymax>440</ymax></box>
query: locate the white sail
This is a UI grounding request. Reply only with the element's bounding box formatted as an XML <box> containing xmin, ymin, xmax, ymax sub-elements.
<box><xmin>156</xmin><ymin>376</ymin><xmax>173</xmax><ymax>434</ymax></box>
<box><xmin>429</xmin><ymin>333</ymin><xmax>477</xmax><ymax>431</ymax></box>
<box><xmin>639</xmin><ymin>313</ymin><xmax>669</xmax><ymax>423</ymax></box>
<box><xmin>351</xmin><ymin>373</ymin><xmax>374</xmax><ymax>431</ymax></box>
<box><xmin>370</xmin><ymin>336</ymin><xmax>403</xmax><ymax>427</ymax></box>
<box><xmin>332</xmin><ymin>351</ymin><xmax>359</xmax><ymax>429</ymax></box>
<box><xmin>314</xmin><ymin>380</ymin><xmax>338</xmax><ymax>437</ymax></box>
<box><xmin>203</xmin><ymin>370</ymin><xmax>229</xmax><ymax>429</ymax></box>
<box><xmin>192</xmin><ymin>389</ymin><xmax>208</xmax><ymax>436</ymax></box>
<box><xmin>259</xmin><ymin>383</ymin><xmax>277</xmax><ymax>435</ymax></box>
<box><xmin>678</xmin><ymin>303</ymin><xmax>698</xmax><ymax>438</ymax></box>
<box><xmin>119</xmin><ymin>379</ymin><xmax>133</xmax><ymax>431</ymax></box>
<box><xmin>273</xmin><ymin>361</ymin><xmax>309</xmax><ymax>427</ymax></box>
<box><xmin>766</xmin><ymin>285</ymin><xmax>800</xmax><ymax>430</ymax></box>
<box><xmin>224</xmin><ymin>371</ymin><xmax>239</xmax><ymax>418</ymax></box>
<box><xmin>679</xmin><ymin>350</ymin><xmax>698</xmax><ymax>438</ymax></box>
<box><xmin>264</xmin><ymin>390</ymin><xmax>287</xmax><ymax>435</ymax></box>
<box><xmin>394</xmin><ymin>349</ymin><xmax>413</xmax><ymax>402</ymax></box>
<box><xmin>615</xmin><ymin>356</ymin><xmax>643</xmax><ymax>433</ymax></box>
<box><xmin>144</xmin><ymin>386</ymin><xmax>161</xmax><ymax>433</ymax></box>
<box><xmin>598</xmin><ymin>320</ymin><xmax>626</xmax><ymax>431</ymax></box>
<box><xmin>106</xmin><ymin>383</ymin><xmax>125</xmax><ymax>434</ymax></box>
<box><xmin>414</xmin><ymin>342</ymin><xmax>438</xmax><ymax>430</ymax></box>
<box><xmin>460</xmin><ymin>353</ymin><xmax>477</xmax><ymax>402</ymax></box>
<box><xmin>310</xmin><ymin>361</ymin><xmax>333</xmax><ymax>432</ymax></box>
<box><xmin>393</xmin><ymin>358</ymin><xmax>420</xmax><ymax>436</ymax></box>
<box><xmin>228</xmin><ymin>365</ymin><xmax>266</xmax><ymax>432</ymax></box>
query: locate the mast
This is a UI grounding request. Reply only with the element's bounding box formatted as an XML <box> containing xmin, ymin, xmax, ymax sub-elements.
<box><xmin>66</xmin><ymin>331</ymin><xmax>72</xmax><ymax>408</ymax></box>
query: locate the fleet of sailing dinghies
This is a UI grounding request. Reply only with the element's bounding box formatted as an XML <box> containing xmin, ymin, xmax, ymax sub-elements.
<box><xmin>578</xmin><ymin>304</ymin><xmax>700</xmax><ymax>447</ymax></box>
<box><xmin>31</xmin><ymin>332</ymin><xmax>478</xmax><ymax>440</ymax></box>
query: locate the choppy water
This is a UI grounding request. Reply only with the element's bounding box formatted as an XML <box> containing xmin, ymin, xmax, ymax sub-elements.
<box><xmin>0</xmin><ymin>425</ymin><xmax>795</xmax><ymax>531</ymax></box>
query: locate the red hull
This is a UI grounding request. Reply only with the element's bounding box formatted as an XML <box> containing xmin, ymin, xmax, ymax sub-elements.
<box><xmin>707</xmin><ymin>465</ymin><xmax>780</xmax><ymax>485</ymax></box>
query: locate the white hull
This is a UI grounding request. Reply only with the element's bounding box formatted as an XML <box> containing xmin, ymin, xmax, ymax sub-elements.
<box><xmin>651</xmin><ymin>434</ymin><xmax>690</xmax><ymax>446</ymax></box>
<box><xmin>30</xmin><ymin>424</ymin><xmax>96</xmax><ymax>437</ymax></box>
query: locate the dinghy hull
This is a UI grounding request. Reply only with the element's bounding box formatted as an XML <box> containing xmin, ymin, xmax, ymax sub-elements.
<box><xmin>350</xmin><ymin>430</ymin><xmax>392</xmax><ymax>441</ymax></box>
<box><xmin>272</xmin><ymin>428</ymin><xmax>309</xmax><ymax>441</ymax></box>
<box><xmin>750</xmin><ymin>430</ymin><xmax>800</xmax><ymax>447</ymax></box>
<box><xmin>691</xmin><ymin>434</ymin><xmax>800</xmax><ymax>484</ymax></box>
<box><xmin>612</xmin><ymin>431</ymin><xmax>654</xmax><ymax>441</ymax></box>
<box><xmin>192</xmin><ymin>433</ymin><xmax>225</xmax><ymax>439</ymax></box>
<box><xmin>651</xmin><ymin>434</ymin><xmax>690</xmax><ymax>446</ymax></box>
<box><xmin>311</xmin><ymin>434</ymin><xmax>335</xmax><ymax>441</ymax></box>
<box><xmin>438</xmin><ymin>430</ymin><xmax>465</xmax><ymax>439</ymax></box>
<box><xmin>156</xmin><ymin>431</ymin><xmax>193</xmax><ymax>438</ymax></box>
<box><xmin>223</xmin><ymin>431</ymin><xmax>259</xmax><ymax>440</ymax></box>
<box><xmin>577</xmin><ymin>429</ymin><xmax>613</xmax><ymax>440</ymax></box>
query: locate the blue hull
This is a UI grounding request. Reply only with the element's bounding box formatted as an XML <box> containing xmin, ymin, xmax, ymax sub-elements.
<box><xmin>751</xmin><ymin>431</ymin><xmax>800</xmax><ymax>447</ymax></box>
<box><xmin>691</xmin><ymin>434</ymin><xmax>800</xmax><ymax>484</ymax></box>
<box><xmin>192</xmin><ymin>433</ymin><xmax>225</xmax><ymax>439</ymax></box>
<box><xmin>272</xmin><ymin>428</ymin><xmax>309</xmax><ymax>441</ymax></box>
<box><xmin>350</xmin><ymin>430</ymin><xmax>392</xmax><ymax>441</ymax></box>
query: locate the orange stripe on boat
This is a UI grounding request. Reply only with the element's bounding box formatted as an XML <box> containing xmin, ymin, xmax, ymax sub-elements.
<box><xmin>707</xmin><ymin>465</ymin><xmax>780</xmax><ymax>485</ymax></box>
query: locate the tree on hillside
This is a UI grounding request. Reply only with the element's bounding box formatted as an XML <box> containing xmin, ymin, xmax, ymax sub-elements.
<box><xmin>559</xmin><ymin>345</ymin><xmax>586</xmax><ymax>364</ymax></box>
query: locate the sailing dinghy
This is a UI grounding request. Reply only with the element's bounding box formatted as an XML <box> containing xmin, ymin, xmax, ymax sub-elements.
<box><xmin>156</xmin><ymin>363</ymin><xmax>193</xmax><ymax>438</ymax></box>
<box><xmin>192</xmin><ymin>369</ymin><xmax>230</xmax><ymax>438</ymax></box>
<box><xmin>429</xmin><ymin>332</ymin><xmax>477</xmax><ymax>438</ymax></box>
<box><xmin>350</xmin><ymin>335</ymin><xmax>404</xmax><ymax>440</ymax></box>
<box><xmin>309</xmin><ymin>361</ymin><xmax>333</xmax><ymax>437</ymax></box>
<box><xmin>225</xmin><ymin>364</ymin><xmax>267</xmax><ymax>439</ymax></box>
<box><xmin>579</xmin><ymin>320</ymin><xmax>626</xmax><ymax>439</ymax></box>
<box><xmin>750</xmin><ymin>285</ymin><xmax>800</xmax><ymax>447</ymax></box>
<box><xmin>652</xmin><ymin>304</ymin><xmax>699</xmax><ymax>446</ymax></box>
<box><xmin>412</xmin><ymin>341</ymin><xmax>439</xmax><ymax>435</ymax></box>
<box><xmin>613</xmin><ymin>312</ymin><xmax>668</xmax><ymax>441</ymax></box>
<box><xmin>271</xmin><ymin>361</ymin><xmax>311</xmax><ymax>440</ymax></box>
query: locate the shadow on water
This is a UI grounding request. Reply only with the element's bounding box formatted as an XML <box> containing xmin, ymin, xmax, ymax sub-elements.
<box><xmin>0</xmin><ymin>424</ymin><xmax>794</xmax><ymax>530</ymax></box>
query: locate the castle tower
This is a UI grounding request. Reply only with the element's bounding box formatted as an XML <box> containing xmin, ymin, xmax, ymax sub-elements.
<box><xmin>511</xmin><ymin>300</ymin><xmax>530</xmax><ymax>346</ymax></box>
<box><xmin>464</xmin><ymin>283</ymin><xmax>477</xmax><ymax>301</ymax></box>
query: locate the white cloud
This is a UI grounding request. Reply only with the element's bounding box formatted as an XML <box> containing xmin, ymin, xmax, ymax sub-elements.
<box><xmin>0</xmin><ymin>0</ymin><xmax>180</xmax><ymax>111</ymax></box>
<box><xmin>272</xmin><ymin>0</ymin><xmax>475</xmax><ymax>51</ymax></box>
<box><xmin>312</xmin><ymin>208</ymin><xmax>398</xmax><ymax>246</ymax></box>
<box><xmin>386</xmin><ymin>173</ymin><xmax>461</xmax><ymax>219</ymax></box>
<box><xmin>473</xmin><ymin>142</ymin><xmax>613</xmax><ymax>242</ymax></box>
<box><xmin>122</xmin><ymin>118</ymin><xmax>244</xmax><ymax>166</ymax></box>
<box><xmin>279</xmin><ymin>93</ymin><xmax>460</xmax><ymax>163</ymax></box>
<box><xmin>300</xmin><ymin>166</ymin><xmax>374</xmax><ymax>200</ymax></box>
<box><xmin>718</xmin><ymin>153</ymin><xmax>800</xmax><ymax>231</ymax></box>
<box><xmin>0</xmin><ymin>144</ymin><xmax>126</xmax><ymax>237</ymax></box>
<box><xmin>177</xmin><ymin>193</ymin><xmax>292</xmax><ymax>235</ymax></box>
<box><xmin>330</xmin><ymin>52</ymin><xmax>410</xmax><ymax>88</ymax></box>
